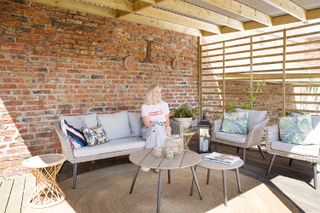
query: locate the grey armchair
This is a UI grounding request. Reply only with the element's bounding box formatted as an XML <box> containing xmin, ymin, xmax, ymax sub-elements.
<box><xmin>265</xmin><ymin>116</ymin><xmax>320</xmax><ymax>189</ymax></box>
<box><xmin>211</xmin><ymin>113</ymin><xmax>269</xmax><ymax>164</ymax></box>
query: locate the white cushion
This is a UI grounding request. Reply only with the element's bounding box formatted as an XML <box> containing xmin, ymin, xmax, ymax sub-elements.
<box><xmin>216</xmin><ymin>131</ymin><xmax>247</xmax><ymax>144</ymax></box>
<box><xmin>73</xmin><ymin>137</ymin><xmax>145</xmax><ymax>158</ymax></box>
<box><xmin>60</xmin><ymin>113</ymin><xmax>97</xmax><ymax>130</ymax></box>
<box><xmin>97</xmin><ymin>111</ymin><xmax>131</xmax><ymax>140</ymax></box>
<box><xmin>271</xmin><ymin>141</ymin><xmax>320</xmax><ymax>157</ymax></box>
<box><xmin>236</xmin><ymin>108</ymin><xmax>267</xmax><ymax>130</ymax></box>
<box><xmin>128</xmin><ymin>112</ymin><xmax>143</xmax><ymax>137</ymax></box>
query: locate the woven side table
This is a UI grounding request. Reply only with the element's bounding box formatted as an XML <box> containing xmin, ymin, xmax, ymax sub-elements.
<box><xmin>22</xmin><ymin>154</ymin><xmax>66</xmax><ymax>208</ymax></box>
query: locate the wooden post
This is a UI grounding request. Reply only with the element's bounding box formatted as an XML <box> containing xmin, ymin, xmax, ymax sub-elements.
<box><xmin>282</xmin><ymin>29</ymin><xmax>287</xmax><ymax>116</ymax></box>
<box><xmin>223</xmin><ymin>41</ymin><xmax>226</xmax><ymax>113</ymax></box>
<box><xmin>250</xmin><ymin>36</ymin><xmax>253</xmax><ymax>110</ymax></box>
<box><xmin>198</xmin><ymin>36</ymin><xmax>202</xmax><ymax>119</ymax></box>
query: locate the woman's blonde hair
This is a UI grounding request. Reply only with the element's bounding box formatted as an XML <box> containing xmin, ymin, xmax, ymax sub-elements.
<box><xmin>144</xmin><ymin>85</ymin><xmax>161</xmax><ymax>105</ymax></box>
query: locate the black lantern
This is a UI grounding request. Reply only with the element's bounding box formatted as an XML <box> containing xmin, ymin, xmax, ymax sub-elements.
<box><xmin>198</xmin><ymin>113</ymin><xmax>211</xmax><ymax>153</ymax></box>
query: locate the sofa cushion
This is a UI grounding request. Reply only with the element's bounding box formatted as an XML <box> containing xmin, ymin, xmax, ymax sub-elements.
<box><xmin>61</xmin><ymin>120</ymin><xmax>87</xmax><ymax>149</ymax></box>
<box><xmin>61</xmin><ymin>113</ymin><xmax>97</xmax><ymax>130</ymax></box>
<box><xmin>83</xmin><ymin>126</ymin><xmax>108</xmax><ymax>146</ymax></box>
<box><xmin>129</xmin><ymin>112</ymin><xmax>143</xmax><ymax>137</ymax></box>
<box><xmin>73</xmin><ymin>137</ymin><xmax>145</xmax><ymax>158</ymax></box>
<box><xmin>236</xmin><ymin>108</ymin><xmax>267</xmax><ymax>130</ymax></box>
<box><xmin>216</xmin><ymin>131</ymin><xmax>247</xmax><ymax>144</ymax></box>
<box><xmin>271</xmin><ymin>141</ymin><xmax>320</xmax><ymax>157</ymax></box>
<box><xmin>279</xmin><ymin>115</ymin><xmax>314</xmax><ymax>145</ymax></box>
<box><xmin>97</xmin><ymin>111</ymin><xmax>131</xmax><ymax>140</ymax></box>
<box><xmin>221</xmin><ymin>112</ymin><xmax>248</xmax><ymax>135</ymax></box>
<box><xmin>312</xmin><ymin>115</ymin><xmax>320</xmax><ymax>129</ymax></box>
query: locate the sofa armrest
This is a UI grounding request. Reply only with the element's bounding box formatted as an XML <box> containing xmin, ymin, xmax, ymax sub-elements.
<box><xmin>54</xmin><ymin>122</ymin><xmax>74</xmax><ymax>162</ymax></box>
<box><xmin>245</xmin><ymin>117</ymin><xmax>269</xmax><ymax>147</ymax></box>
<box><xmin>265</xmin><ymin>124</ymin><xmax>280</xmax><ymax>152</ymax></box>
<box><xmin>211</xmin><ymin>119</ymin><xmax>222</xmax><ymax>136</ymax></box>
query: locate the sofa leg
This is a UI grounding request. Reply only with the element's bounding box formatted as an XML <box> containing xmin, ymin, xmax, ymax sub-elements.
<box><xmin>242</xmin><ymin>148</ymin><xmax>246</xmax><ymax>165</ymax></box>
<box><xmin>237</xmin><ymin>147</ymin><xmax>239</xmax><ymax>153</ymax></box>
<box><xmin>288</xmin><ymin>159</ymin><xmax>293</xmax><ymax>167</ymax></box>
<box><xmin>257</xmin><ymin>145</ymin><xmax>265</xmax><ymax>160</ymax></box>
<box><xmin>312</xmin><ymin>163</ymin><xmax>318</xmax><ymax>189</ymax></box>
<box><xmin>214</xmin><ymin>143</ymin><xmax>219</xmax><ymax>152</ymax></box>
<box><xmin>266</xmin><ymin>155</ymin><xmax>276</xmax><ymax>176</ymax></box>
<box><xmin>72</xmin><ymin>163</ymin><xmax>78</xmax><ymax>190</ymax></box>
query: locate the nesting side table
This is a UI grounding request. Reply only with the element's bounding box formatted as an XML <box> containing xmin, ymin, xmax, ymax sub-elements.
<box><xmin>22</xmin><ymin>154</ymin><xmax>66</xmax><ymax>208</ymax></box>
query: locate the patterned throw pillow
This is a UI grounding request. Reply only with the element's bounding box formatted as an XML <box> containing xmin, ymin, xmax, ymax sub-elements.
<box><xmin>83</xmin><ymin>127</ymin><xmax>108</xmax><ymax>146</ymax></box>
<box><xmin>62</xmin><ymin>120</ymin><xmax>87</xmax><ymax>149</ymax></box>
<box><xmin>221</xmin><ymin>112</ymin><xmax>248</xmax><ymax>135</ymax></box>
<box><xmin>279</xmin><ymin>115</ymin><xmax>314</xmax><ymax>145</ymax></box>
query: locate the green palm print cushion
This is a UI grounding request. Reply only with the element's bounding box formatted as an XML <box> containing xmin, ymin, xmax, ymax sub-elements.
<box><xmin>221</xmin><ymin>112</ymin><xmax>249</xmax><ymax>135</ymax></box>
<box><xmin>279</xmin><ymin>115</ymin><xmax>313</xmax><ymax>144</ymax></box>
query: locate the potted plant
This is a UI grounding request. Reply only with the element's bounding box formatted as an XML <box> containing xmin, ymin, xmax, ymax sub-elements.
<box><xmin>171</xmin><ymin>104</ymin><xmax>198</xmax><ymax>130</ymax></box>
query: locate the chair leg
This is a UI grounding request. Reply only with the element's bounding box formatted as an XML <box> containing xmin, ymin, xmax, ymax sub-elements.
<box><xmin>257</xmin><ymin>145</ymin><xmax>265</xmax><ymax>160</ymax></box>
<box><xmin>266</xmin><ymin>155</ymin><xmax>276</xmax><ymax>176</ymax></box>
<box><xmin>312</xmin><ymin>163</ymin><xmax>318</xmax><ymax>189</ymax></box>
<box><xmin>214</xmin><ymin>143</ymin><xmax>219</xmax><ymax>152</ymax></box>
<box><xmin>237</xmin><ymin>147</ymin><xmax>239</xmax><ymax>153</ymax></box>
<box><xmin>288</xmin><ymin>159</ymin><xmax>293</xmax><ymax>167</ymax></box>
<box><xmin>72</xmin><ymin>163</ymin><xmax>78</xmax><ymax>189</ymax></box>
<box><xmin>242</xmin><ymin>148</ymin><xmax>246</xmax><ymax>164</ymax></box>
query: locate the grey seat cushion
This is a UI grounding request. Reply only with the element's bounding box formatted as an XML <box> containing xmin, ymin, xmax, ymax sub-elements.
<box><xmin>98</xmin><ymin>111</ymin><xmax>131</xmax><ymax>140</ymax></box>
<box><xmin>73</xmin><ymin>137</ymin><xmax>145</xmax><ymax>158</ymax></box>
<box><xmin>236</xmin><ymin>108</ymin><xmax>267</xmax><ymax>130</ymax></box>
<box><xmin>61</xmin><ymin>113</ymin><xmax>97</xmax><ymax>130</ymax></box>
<box><xmin>216</xmin><ymin>131</ymin><xmax>247</xmax><ymax>144</ymax></box>
<box><xmin>271</xmin><ymin>141</ymin><xmax>320</xmax><ymax>157</ymax></box>
<box><xmin>312</xmin><ymin>115</ymin><xmax>320</xmax><ymax>129</ymax></box>
<box><xmin>128</xmin><ymin>112</ymin><xmax>143</xmax><ymax>137</ymax></box>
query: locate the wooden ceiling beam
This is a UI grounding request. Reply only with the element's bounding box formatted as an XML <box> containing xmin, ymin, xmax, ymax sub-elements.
<box><xmin>80</xmin><ymin>0</ymin><xmax>133</xmax><ymax>12</ymax></box>
<box><xmin>29</xmin><ymin>0</ymin><xmax>117</xmax><ymax>18</ymax></box>
<box><xmin>119</xmin><ymin>13</ymin><xmax>202</xmax><ymax>36</ymax></box>
<box><xmin>137</xmin><ymin>7</ymin><xmax>221</xmax><ymax>34</ymax></box>
<box><xmin>262</xmin><ymin>0</ymin><xmax>306</xmax><ymax>21</ymax></box>
<box><xmin>157</xmin><ymin>0</ymin><xmax>244</xmax><ymax>31</ymax></box>
<box><xmin>201</xmin><ymin>0</ymin><xmax>272</xmax><ymax>26</ymax></box>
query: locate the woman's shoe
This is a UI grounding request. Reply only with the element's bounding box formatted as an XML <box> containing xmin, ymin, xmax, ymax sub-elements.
<box><xmin>141</xmin><ymin>167</ymin><xmax>150</xmax><ymax>172</ymax></box>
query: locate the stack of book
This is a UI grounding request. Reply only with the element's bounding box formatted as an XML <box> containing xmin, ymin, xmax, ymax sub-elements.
<box><xmin>204</xmin><ymin>152</ymin><xmax>240</xmax><ymax>165</ymax></box>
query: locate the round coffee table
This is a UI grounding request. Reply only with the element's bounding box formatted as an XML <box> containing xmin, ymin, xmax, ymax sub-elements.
<box><xmin>22</xmin><ymin>154</ymin><xmax>66</xmax><ymax>208</ymax></box>
<box><xmin>191</xmin><ymin>153</ymin><xmax>244</xmax><ymax>206</ymax></box>
<box><xmin>129</xmin><ymin>148</ymin><xmax>202</xmax><ymax>213</ymax></box>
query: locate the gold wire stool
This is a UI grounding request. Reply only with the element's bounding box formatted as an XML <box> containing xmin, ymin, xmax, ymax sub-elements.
<box><xmin>23</xmin><ymin>154</ymin><xmax>66</xmax><ymax>208</ymax></box>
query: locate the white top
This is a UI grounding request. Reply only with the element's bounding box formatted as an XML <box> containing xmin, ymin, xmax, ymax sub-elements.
<box><xmin>129</xmin><ymin>148</ymin><xmax>201</xmax><ymax>170</ymax></box>
<box><xmin>22</xmin><ymin>154</ymin><xmax>66</xmax><ymax>168</ymax></box>
<box><xmin>141</xmin><ymin>101</ymin><xmax>170</xmax><ymax>123</ymax></box>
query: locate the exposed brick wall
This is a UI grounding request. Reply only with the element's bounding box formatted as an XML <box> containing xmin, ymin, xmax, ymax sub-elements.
<box><xmin>0</xmin><ymin>0</ymin><xmax>199</xmax><ymax>175</ymax></box>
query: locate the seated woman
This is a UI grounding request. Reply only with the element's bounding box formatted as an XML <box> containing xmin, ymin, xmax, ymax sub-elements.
<box><xmin>141</xmin><ymin>85</ymin><xmax>171</xmax><ymax>148</ymax></box>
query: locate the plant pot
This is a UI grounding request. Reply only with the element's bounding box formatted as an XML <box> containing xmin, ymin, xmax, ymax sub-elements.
<box><xmin>174</xmin><ymin>117</ymin><xmax>192</xmax><ymax>130</ymax></box>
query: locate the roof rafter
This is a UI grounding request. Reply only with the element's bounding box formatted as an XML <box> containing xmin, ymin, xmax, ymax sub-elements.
<box><xmin>157</xmin><ymin>0</ymin><xmax>245</xmax><ymax>31</ymax></box>
<box><xmin>262</xmin><ymin>0</ymin><xmax>306</xmax><ymax>21</ymax></box>
<box><xmin>80</xmin><ymin>0</ymin><xmax>133</xmax><ymax>12</ymax></box>
<box><xmin>120</xmin><ymin>13</ymin><xmax>202</xmax><ymax>36</ymax></box>
<box><xmin>137</xmin><ymin>7</ymin><xmax>221</xmax><ymax>34</ymax></box>
<box><xmin>201</xmin><ymin>0</ymin><xmax>272</xmax><ymax>26</ymax></box>
<box><xmin>29</xmin><ymin>0</ymin><xmax>117</xmax><ymax>18</ymax></box>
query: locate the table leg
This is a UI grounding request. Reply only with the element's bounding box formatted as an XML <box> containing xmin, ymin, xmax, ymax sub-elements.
<box><xmin>129</xmin><ymin>166</ymin><xmax>140</xmax><ymax>194</ymax></box>
<box><xmin>189</xmin><ymin>165</ymin><xmax>197</xmax><ymax>196</ymax></box>
<box><xmin>222</xmin><ymin>170</ymin><xmax>227</xmax><ymax>206</ymax></box>
<box><xmin>235</xmin><ymin>168</ymin><xmax>241</xmax><ymax>193</ymax></box>
<box><xmin>206</xmin><ymin>169</ymin><xmax>210</xmax><ymax>185</ymax></box>
<box><xmin>157</xmin><ymin>170</ymin><xmax>163</xmax><ymax>213</ymax></box>
<box><xmin>190</xmin><ymin>166</ymin><xmax>202</xmax><ymax>200</ymax></box>
<box><xmin>168</xmin><ymin>170</ymin><xmax>171</xmax><ymax>184</ymax></box>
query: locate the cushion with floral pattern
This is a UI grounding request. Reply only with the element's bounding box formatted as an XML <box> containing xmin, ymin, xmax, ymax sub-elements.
<box><xmin>83</xmin><ymin>127</ymin><xmax>108</xmax><ymax>146</ymax></box>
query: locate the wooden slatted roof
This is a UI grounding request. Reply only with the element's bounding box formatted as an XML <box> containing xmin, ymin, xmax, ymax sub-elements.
<box><xmin>29</xmin><ymin>0</ymin><xmax>320</xmax><ymax>36</ymax></box>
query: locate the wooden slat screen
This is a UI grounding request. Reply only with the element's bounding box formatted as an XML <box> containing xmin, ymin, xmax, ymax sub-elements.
<box><xmin>200</xmin><ymin>21</ymin><xmax>320</xmax><ymax>119</ymax></box>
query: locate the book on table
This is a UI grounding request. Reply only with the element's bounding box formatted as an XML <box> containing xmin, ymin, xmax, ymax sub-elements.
<box><xmin>204</xmin><ymin>152</ymin><xmax>240</xmax><ymax>165</ymax></box>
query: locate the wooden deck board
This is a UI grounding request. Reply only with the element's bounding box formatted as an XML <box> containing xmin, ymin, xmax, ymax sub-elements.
<box><xmin>0</xmin><ymin>179</ymin><xmax>14</xmax><ymax>213</ymax></box>
<box><xmin>6</xmin><ymin>176</ymin><xmax>25</xmax><ymax>213</ymax></box>
<box><xmin>21</xmin><ymin>175</ymin><xmax>36</xmax><ymax>213</ymax></box>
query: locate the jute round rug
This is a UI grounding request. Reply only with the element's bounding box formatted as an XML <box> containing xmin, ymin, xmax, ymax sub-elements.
<box><xmin>55</xmin><ymin>163</ymin><xmax>293</xmax><ymax>213</ymax></box>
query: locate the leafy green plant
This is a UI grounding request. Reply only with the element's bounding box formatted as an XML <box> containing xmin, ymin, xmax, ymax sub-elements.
<box><xmin>172</xmin><ymin>104</ymin><xmax>198</xmax><ymax>118</ymax></box>
<box><xmin>227</xmin><ymin>100</ymin><xmax>237</xmax><ymax>112</ymax></box>
<box><xmin>243</xmin><ymin>81</ymin><xmax>266</xmax><ymax>110</ymax></box>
